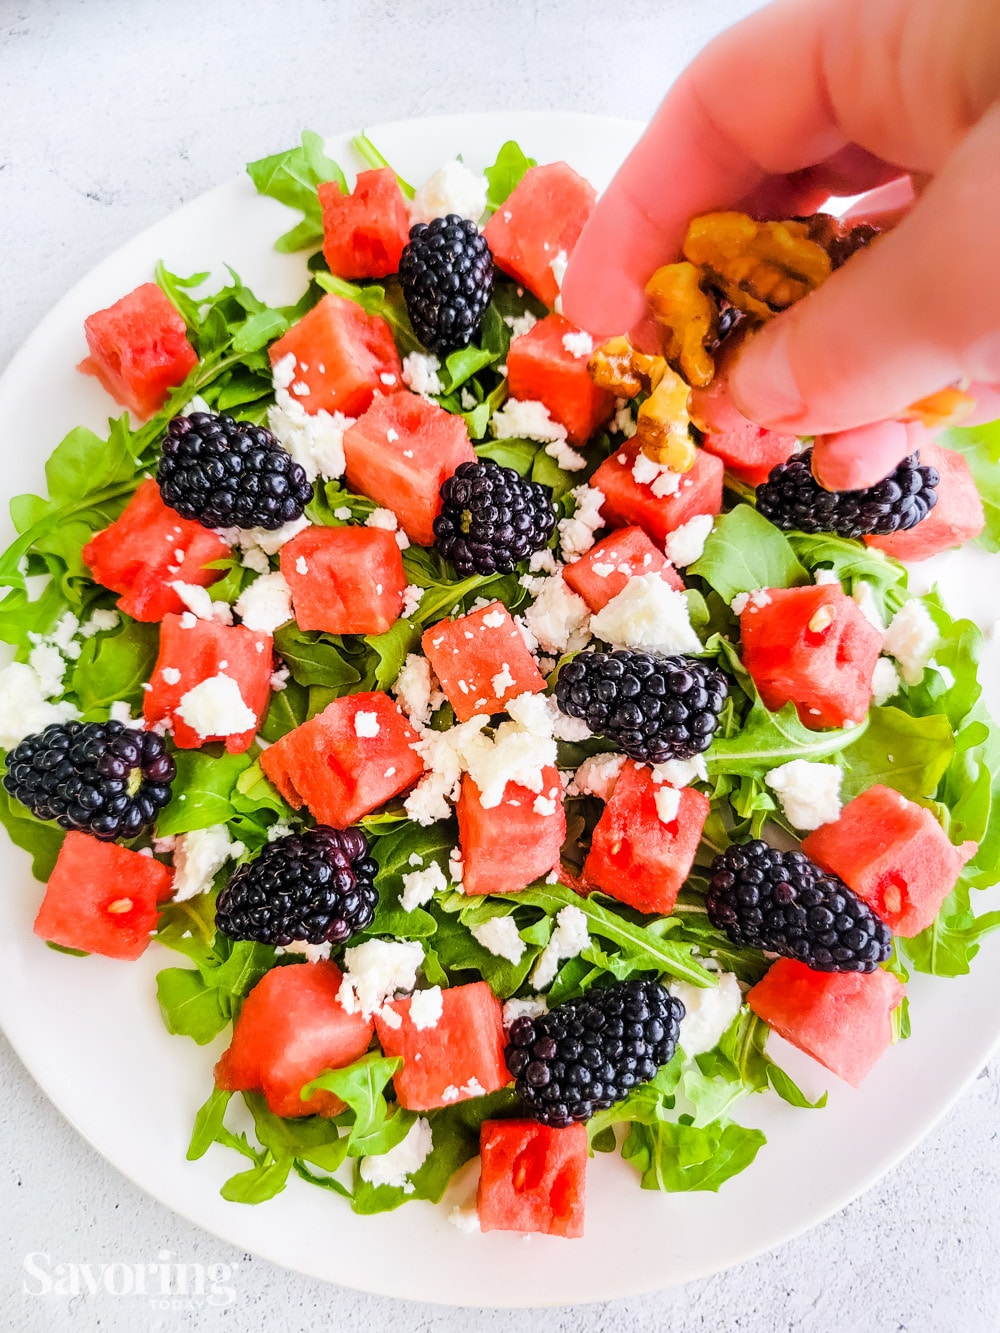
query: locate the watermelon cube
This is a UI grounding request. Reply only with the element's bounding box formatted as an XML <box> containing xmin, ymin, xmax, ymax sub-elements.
<box><xmin>477</xmin><ymin>1119</ymin><xmax>587</xmax><ymax>1238</ymax></box>
<box><xmin>343</xmin><ymin>393</ymin><xmax>477</xmax><ymax>546</ymax></box>
<box><xmin>78</xmin><ymin>282</ymin><xmax>198</xmax><ymax>419</ymax></box>
<box><xmin>506</xmin><ymin>314</ymin><xmax>614</xmax><ymax>445</ymax></box>
<box><xmin>34</xmin><ymin>831</ymin><xmax>173</xmax><ymax>961</ymax></box>
<box><xmin>279</xmin><ymin>525</ymin><xmax>405</xmax><ymax>635</ymax></box>
<box><xmin>866</xmin><ymin>442</ymin><xmax>985</xmax><ymax>561</ymax></box>
<box><xmin>748</xmin><ymin>958</ymin><xmax>905</xmax><ymax>1087</ymax></box>
<box><xmin>268</xmin><ymin>293</ymin><xmax>402</xmax><ymax>417</ymax></box>
<box><xmin>318</xmin><ymin>167</ymin><xmax>410</xmax><ymax>280</ymax></box>
<box><xmin>690</xmin><ymin>368</ymin><xmax>799</xmax><ymax>486</ymax></box>
<box><xmin>457</xmin><ymin>768</ymin><xmax>566</xmax><ymax>896</ymax></box>
<box><xmin>802</xmin><ymin>784</ymin><xmax>977</xmax><ymax>936</ymax></box>
<box><xmin>260</xmin><ymin>691</ymin><xmax>424</xmax><ymax>827</ymax></box>
<box><xmin>374</xmin><ymin>981</ymin><xmax>509</xmax><ymax>1110</ymax></box>
<box><xmin>421</xmin><ymin>601</ymin><xmax>545</xmax><ymax>722</ymax></box>
<box><xmin>740</xmin><ymin>585</ymin><xmax>881</xmax><ymax>729</ymax></box>
<box><xmin>143</xmin><ymin>614</ymin><xmax>273</xmax><ymax>753</ymax></box>
<box><xmin>590</xmin><ymin>444</ymin><xmax>724</xmax><ymax>545</ymax></box>
<box><xmin>215</xmin><ymin>961</ymin><xmax>375</xmax><ymax>1118</ymax></box>
<box><xmin>82</xmin><ymin>479</ymin><xmax>231</xmax><ymax>623</ymax></box>
<box><xmin>583</xmin><ymin>761</ymin><xmax>708</xmax><ymax>915</ymax></box>
<box><xmin>483</xmin><ymin>162</ymin><xmax>596</xmax><ymax>309</ymax></box>
<box><xmin>563</xmin><ymin>526</ymin><xmax>683</xmax><ymax>612</ymax></box>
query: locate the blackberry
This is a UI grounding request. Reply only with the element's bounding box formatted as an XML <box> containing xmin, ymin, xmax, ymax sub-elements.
<box><xmin>555</xmin><ymin>650</ymin><xmax>728</xmax><ymax>764</ymax></box>
<box><xmin>3</xmin><ymin>721</ymin><xmax>175</xmax><ymax>841</ymax></box>
<box><xmin>757</xmin><ymin>446</ymin><xmax>938</xmax><ymax>539</ymax></box>
<box><xmin>506</xmin><ymin>979</ymin><xmax>684</xmax><ymax>1126</ymax></box>
<box><xmin>706</xmin><ymin>840</ymin><xmax>892</xmax><ymax>973</ymax></box>
<box><xmin>157</xmin><ymin>412</ymin><xmax>313</xmax><ymax>531</ymax></box>
<box><xmin>434</xmin><ymin>459</ymin><xmax>557</xmax><ymax>575</ymax></box>
<box><xmin>399</xmin><ymin>215</ymin><xmax>494</xmax><ymax>354</ymax></box>
<box><xmin>215</xmin><ymin>826</ymin><xmax>378</xmax><ymax>948</ymax></box>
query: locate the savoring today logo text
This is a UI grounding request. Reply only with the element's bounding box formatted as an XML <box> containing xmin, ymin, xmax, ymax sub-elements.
<box><xmin>22</xmin><ymin>1250</ymin><xmax>239</xmax><ymax>1308</ymax></box>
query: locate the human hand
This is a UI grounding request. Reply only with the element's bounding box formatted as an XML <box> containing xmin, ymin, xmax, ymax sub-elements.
<box><xmin>560</xmin><ymin>0</ymin><xmax>1000</xmax><ymax>489</ymax></box>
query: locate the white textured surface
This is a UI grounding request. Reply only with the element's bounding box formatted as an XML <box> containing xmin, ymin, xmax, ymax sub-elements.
<box><xmin>2</xmin><ymin>0</ymin><xmax>999</xmax><ymax>1327</ymax></box>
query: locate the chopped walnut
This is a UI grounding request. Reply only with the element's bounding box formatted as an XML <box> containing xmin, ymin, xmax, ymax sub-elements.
<box><xmin>645</xmin><ymin>261</ymin><xmax>719</xmax><ymax>389</ymax></box>
<box><xmin>683</xmin><ymin>212</ymin><xmax>832</xmax><ymax>315</ymax></box>
<box><xmin>636</xmin><ymin>362</ymin><xmax>697</xmax><ymax>473</ymax></box>
<box><xmin>587</xmin><ymin>336</ymin><xmax>660</xmax><ymax>397</ymax></box>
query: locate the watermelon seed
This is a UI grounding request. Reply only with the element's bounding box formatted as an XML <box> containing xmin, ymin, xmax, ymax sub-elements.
<box><xmin>107</xmin><ymin>898</ymin><xmax>134</xmax><ymax>915</ymax></box>
<box><xmin>808</xmin><ymin>605</ymin><xmax>837</xmax><ymax>633</ymax></box>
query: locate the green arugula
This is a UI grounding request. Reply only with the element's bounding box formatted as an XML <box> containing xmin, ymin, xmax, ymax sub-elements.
<box><xmin>246</xmin><ymin>129</ymin><xmax>347</xmax><ymax>252</ymax></box>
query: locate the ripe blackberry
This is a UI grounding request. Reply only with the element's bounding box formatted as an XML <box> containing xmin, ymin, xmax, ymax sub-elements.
<box><xmin>506</xmin><ymin>979</ymin><xmax>684</xmax><ymax>1126</ymax></box>
<box><xmin>399</xmin><ymin>215</ymin><xmax>494</xmax><ymax>354</ymax></box>
<box><xmin>434</xmin><ymin>459</ymin><xmax>557</xmax><ymax>575</ymax></box>
<box><xmin>157</xmin><ymin>412</ymin><xmax>313</xmax><ymax>531</ymax></box>
<box><xmin>215</xmin><ymin>826</ymin><xmax>378</xmax><ymax>948</ymax></box>
<box><xmin>555</xmin><ymin>650</ymin><xmax>728</xmax><ymax>764</ymax></box>
<box><xmin>706</xmin><ymin>840</ymin><xmax>892</xmax><ymax>973</ymax></box>
<box><xmin>3</xmin><ymin>721</ymin><xmax>175</xmax><ymax>841</ymax></box>
<box><xmin>757</xmin><ymin>446</ymin><xmax>938</xmax><ymax>539</ymax></box>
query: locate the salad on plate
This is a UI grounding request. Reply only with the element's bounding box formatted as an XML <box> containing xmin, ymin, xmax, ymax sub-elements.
<box><xmin>1</xmin><ymin>129</ymin><xmax>998</xmax><ymax>1240</ymax></box>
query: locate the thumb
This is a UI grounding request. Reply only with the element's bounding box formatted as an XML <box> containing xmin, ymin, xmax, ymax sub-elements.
<box><xmin>728</xmin><ymin>101</ymin><xmax>1000</xmax><ymax>436</ymax></box>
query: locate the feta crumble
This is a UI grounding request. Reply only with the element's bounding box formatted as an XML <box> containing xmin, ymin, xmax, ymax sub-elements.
<box><xmin>471</xmin><ymin>916</ymin><xmax>526</xmax><ymax>964</ymax></box>
<box><xmin>571</xmin><ymin>752</ymin><xmax>626</xmax><ymax>801</ymax></box>
<box><xmin>359</xmin><ymin>1117</ymin><xmax>433</xmax><ymax>1193</ymax></box>
<box><xmin>532</xmin><ymin>904</ymin><xmax>590</xmax><ymax>989</ymax></box>
<box><xmin>523</xmin><ymin>573</ymin><xmax>590</xmax><ymax>655</ymax></box>
<box><xmin>871</xmin><ymin>656</ymin><xmax>902</xmax><ymax>705</ymax></box>
<box><xmin>653</xmin><ymin>785</ymin><xmax>681</xmax><ymax>825</ymax></box>
<box><xmin>852</xmin><ymin>581</ymin><xmax>885</xmax><ymax>632</ymax></box>
<box><xmin>613</xmin><ymin>400</ymin><xmax>637</xmax><ymax>438</ymax></box>
<box><xmin>589</xmin><ymin>574</ymin><xmax>700</xmax><ymax>655</ymax></box>
<box><xmin>561</xmin><ymin>329</ymin><xmax>594</xmax><ymax>359</ymax></box>
<box><xmin>731</xmin><ymin>589</ymin><xmax>772</xmax><ymax>615</ymax></box>
<box><xmin>665</xmin><ymin>513</ymin><xmax>714</xmax><ymax>568</ymax></box>
<box><xmin>883</xmin><ymin>600</ymin><xmax>938</xmax><ymax>685</ymax></box>
<box><xmin>171</xmin><ymin>824</ymin><xmax>244</xmax><ymax>902</ymax></box>
<box><xmin>449</xmin><ymin>1206</ymin><xmax>481</xmax><ymax>1234</ymax></box>
<box><xmin>651</xmin><ymin>754</ymin><xmax>708</xmax><ymax>788</ymax></box>
<box><xmin>401</xmin><ymin>585</ymin><xmax>423</xmax><ymax>619</ymax></box>
<box><xmin>365</xmin><ymin>507</ymin><xmax>399</xmax><ymax>532</ymax></box>
<box><xmin>234</xmin><ymin>571</ymin><xmax>293</xmax><ymax>634</ymax></box>
<box><xmin>491</xmin><ymin>664</ymin><xmax>515</xmax><ymax>697</ymax></box>
<box><xmin>558</xmin><ymin>484</ymin><xmax>606</xmax><ymax>560</ymax></box>
<box><xmin>502</xmin><ymin>995</ymin><xmax>548</xmax><ymax>1026</ymax></box>
<box><xmin>337</xmin><ymin>939</ymin><xmax>424</xmax><ymax>1017</ymax></box>
<box><xmin>765</xmin><ymin>759</ymin><xmax>842</xmax><ymax>831</ymax></box>
<box><xmin>80</xmin><ymin>609</ymin><xmax>119</xmax><ymax>638</ymax></box>
<box><xmin>401</xmin><ymin>351</ymin><xmax>444</xmax><ymax>397</ymax></box>
<box><xmin>394</xmin><ymin>653</ymin><xmax>444</xmax><ymax>727</ymax></box>
<box><xmin>169</xmin><ymin>581</ymin><xmax>233</xmax><ymax>626</ymax></box>
<box><xmin>632</xmin><ymin>451</ymin><xmax>681</xmax><ymax>497</ymax></box>
<box><xmin>0</xmin><ymin>662</ymin><xmax>79</xmax><ymax>749</ymax></box>
<box><xmin>408</xmin><ymin>985</ymin><xmax>444</xmax><ymax>1030</ymax></box>
<box><xmin>161</xmin><ymin>667</ymin><xmax>182</xmax><ymax>685</ymax></box>
<box><xmin>176</xmin><ymin>674</ymin><xmax>256</xmax><ymax>739</ymax></box>
<box><xmin>503</xmin><ymin>310</ymin><xmax>538</xmax><ymax>339</ymax></box>
<box><xmin>669</xmin><ymin>972</ymin><xmax>742</xmax><ymax>1056</ymax></box>
<box><xmin>491</xmin><ymin>397</ymin><xmax>567</xmax><ymax>444</ymax></box>
<box><xmin>354</xmin><ymin>710</ymin><xmax>381</xmax><ymax>738</ymax></box>
<box><xmin>28</xmin><ymin>644</ymin><xmax>66</xmax><ymax>698</ymax></box>
<box><xmin>267</xmin><ymin>396</ymin><xmax>352</xmax><ymax>482</ymax></box>
<box><xmin>400</xmin><ymin>860</ymin><xmax>448</xmax><ymax>912</ymax></box>
<box><xmin>410</xmin><ymin>159</ymin><xmax>487</xmax><ymax>225</ymax></box>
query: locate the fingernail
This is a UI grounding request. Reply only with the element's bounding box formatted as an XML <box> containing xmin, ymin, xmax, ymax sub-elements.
<box><xmin>729</xmin><ymin>322</ymin><xmax>805</xmax><ymax>428</ymax></box>
<box><xmin>813</xmin><ymin>420</ymin><xmax>911</xmax><ymax>491</ymax></box>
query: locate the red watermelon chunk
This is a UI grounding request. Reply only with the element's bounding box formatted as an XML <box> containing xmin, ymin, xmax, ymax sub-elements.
<box><xmin>689</xmin><ymin>358</ymin><xmax>799</xmax><ymax>485</ymax></box>
<box><xmin>215</xmin><ymin>961</ymin><xmax>374</xmax><ymax>1118</ymax></box>
<box><xmin>82</xmin><ymin>479</ymin><xmax>231</xmax><ymax>623</ymax></box>
<box><xmin>34</xmin><ymin>831</ymin><xmax>173</xmax><ymax>961</ymax></box>
<box><xmin>583</xmin><ymin>761</ymin><xmax>708</xmax><ymax>915</ymax></box>
<box><xmin>740</xmin><ymin>585</ymin><xmax>881</xmax><ymax>729</ymax></box>
<box><xmin>143</xmin><ymin>614</ymin><xmax>272</xmax><ymax>753</ymax></box>
<box><xmin>563</xmin><ymin>526</ymin><xmax>683</xmax><ymax>612</ymax></box>
<box><xmin>866</xmin><ymin>442</ymin><xmax>986</xmax><ymax>562</ymax></box>
<box><xmin>590</xmin><ymin>443</ymin><xmax>724</xmax><ymax>545</ymax></box>
<box><xmin>374</xmin><ymin>981</ymin><xmax>509</xmax><ymax>1111</ymax></box>
<box><xmin>478</xmin><ymin>1119</ymin><xmax>587</xmax><ymax>1238</ymax></box>
<box><xmin>748</xmin><ymin>958</ymin><xmax>904</xmax><ymax>1087</ymax></box>
<box><xmin>483</xmin><ymin>162</ymin><xmax>596</xmax><ymax>308</ymax></box>
<box><xmin>343</xmin><ymin>393</ymin><xmax>477</xmax><ymax>546</ymax></box>
<box><xmin>318</xmin><ymin>167</ymin><xmax>410</xmax><ymax>280</ymax></box>
<box><xmin>260</xmin><ymin>691</ymin><xmax>424</xmax><ymax>827</ymax></box>
<box><xmin>268</xmin><ymin>293</ymin><xmax>402</xmax><ymax>417</ymax></box>
<box><xmin>421</xmin><ymin>601</ymin><xmax>545</xmax><ymax>722</ymax></box>
<box><xmin>279</xmin><ymin>525</ymin><xmax>405</xmax><ymax>635</ymax></box>
<box><xmin>79</xmin><ymin>282</ymin><xmax>197</xmax><ymax>419</ymax></box>
<box><xmin>802</xmin><ymin>784</ymin><xmax>977</xmax><ymax>936</ymax></box>
<box><xmin>457</xmin><ymin>768</ymin><xmax>565</xmax><ymax>896</ymax></box>
<box><xmin>506</xmin><ymin>314</ymin><xmax>614</xmax><ymax>445</ymax></box>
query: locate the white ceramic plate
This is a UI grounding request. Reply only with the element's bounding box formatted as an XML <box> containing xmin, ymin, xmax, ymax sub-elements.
<box><xmin>1</xmin><ymin>111</ymin><xmax>999</xmax><ymax>1308</ymax></box>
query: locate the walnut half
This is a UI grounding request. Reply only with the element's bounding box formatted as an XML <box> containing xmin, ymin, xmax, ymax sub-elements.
<box><xmin>683</xmin><ymin>212</ymin><xmax>832</xmax><ymax>316</ymax></box>
<box><xmin>644</xmin><ymin>261</ymin><xmax>718</xmax><ymax>388</ymax></box>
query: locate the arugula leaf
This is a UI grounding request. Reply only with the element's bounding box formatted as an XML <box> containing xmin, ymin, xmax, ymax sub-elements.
<box><xmin>71</xmin><ymin>620</ymin><xmax>159</xmax><ymax>714</ymax></box>
<box><xmin>690</xmin><ymin>505</ymin><xmax>808</xmax><ymax>602</ymax></box>
<box><xmin>156</xmin><ymin>750</ymin><xmax>255</xmax><ymax>836</ymax></box>
<box><xmin>246</xmin><ymin>130</ymin><xmax>347</xmax><ymax>252</ymax></box>
<box><xmin>156</xmin><ymin>967</ymin><xmax>230</xmax><ymax>1045</ymax></box>
<box><xmin>272</xmin><ymin>623</ymin><xmax>364</xmax><ymax>691</ymax></box>
<box><xmin>943</xmin><ymin>419</ymin><xmax>1000</xmax><ymax>551</ymax></box>
<box><xmin>708</xmin><ymin>694</ymin><xmax>865</xmax><ymax>774</ymax></box>
<box><xmin>187</xmin><ymin>1087</ymin><xmax>233</xmax><ymax>1161</ymax></box>
<box><xmin>301</xmin><ymin>1053</ymin><xmax>403</xmax><ymax>1140</ymax></box>
<box><xmin>483</xmin><ymin>141</ymin><xmax>537</xmax><ymax>215</ymax></box>
<box><xmin>314</xmin><ymin>272</ymin><xmax>421</xmax><ymax>355</ymax></box>
<box><xmin>901</xmin><ymin>881</ymin><xmax>1000</xmax><ymax>977</ymax></box>
<box><xmin>621</xmin><ymin>1116</ymin><xmax>767</xmax><ymax>1192</ymax></box>
<box><xmin>351</xmin><ymin>133</ymin><xmax>416</xmax><ymax>199</ymax></box>
<box><xmin>839</xmin><ymin>706</ymin><xmax>954</xmax><ymax>801</ymax></box>
<box><xmin>788</xmin><ymin>531</ymin><xmax>908</xmax><ymax>610</ymax></box>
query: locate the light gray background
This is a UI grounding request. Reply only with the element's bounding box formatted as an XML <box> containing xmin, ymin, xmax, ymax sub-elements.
<box><xmin>2</xmin><ymin>1</ymin><xmax>999</xmax><ymax>1329</ymax></box>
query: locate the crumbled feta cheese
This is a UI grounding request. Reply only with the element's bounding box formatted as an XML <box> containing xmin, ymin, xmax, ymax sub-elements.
<box><xmin>400</xmin><ymin>860</ymin><xmax>448</xmax><ymax>912</ymax></box>
<box><xmin>394</xmin><ymin>653</ymin><xmax>444</xmax><ymax>727</ymax></box>
<box><xmin>481</xmin><ymin>607</ymin><xmax>507</xmax><ymax>630</ymax></box>
<box><xmin>852</xmin><ymin>581</ymin><xmax>885</xmax><ymax>631</ymax></box>
<box><xmin>524</xmin><ymin>574</ymin><xmax>591</xmax><ymax>655</ymax></box>
<box><xmin>359</xmin><ymin>1117</ymin><xmax>433</xmax><ymax>1193</ymax></box>
<box><xmin>491</xmin><ymin>397</ymin><xmax>567</xmax><ymax>444</ymax></box>
<box><xmin>80</xmin><ymin>609</ymin><xmax>120</xmax><ymax>638</ymax></box>
<box><xmin>365</xmin><ymin>507</ymin><xmax>399</xmax><ymax>532</ymax></box>
<box><xmin>532</xmin><ymin>904</ymin><xmax>590</xmax><ymax>989</ymax></box>
<box><xmin>558</xmin><ymin>484</ymin><xmax>606</xmax><ymax>560</ymax></box>
<box><xmin>533</xmin><ymin>793</ymin><xmax>557</xmax><ymax>817</ymax></box>
<box><xmin>590</xmin><ymin>574</ymin><xmax>700</xmax><ymax>655</ymax></box>
<box><xmin>561</xmin><ymin>329</ymin><xmax>594</xmax><ymax>359</ymax></box>
<box><xmin>279</xmin><ymin>940</ymin><xmax>332</xmax><ymax>963</ymax></box>
<box><xmin>270</xmin><ymin>666</ymin><xmax>290</xmax><ymax>691</ymax></box>
<box><xmin>234</xmin><ymin>571</ymin><xmax>293</xmax><ymax>634</ymax></box>
<box><xmin>161</xmin><ymin>666</ymin><xmax>182</xmax><ymax>685</ymax></box>
<box><xmin>176</xmin><ymin>674</ymin><xmax>256</xmax><ymax>739</ymax></box>
<box><xmin>528</xmin><ymin>547</ymin><xmax>561</xmax><ymax>576</ymax></box>
<box><xmin>665</xmin><ymin>513</ymin><xmax>714</xmax><ymax>568</ymax></box>
<box><xmin>491</xmin><ymin>664</ymin><xmax>515</xmax><ymax>697</ymax></box>
<box><xmin>0</xmin><ymin>662</ymin><xmax>78</xmax><ymax>749</ymax></box>
<box><xmin>267</xmin><ymin>821</ymin><xmax>294</xmax><ymax>842</ymax></box>
<box><xmin>613</xmin><ymin>400</ymin><xmax>637</xmax><ymax>438</ymax></box>
<box><xmin>449</xmin><ymin>1206</ymin><xmax>481</xmax><ymax>1234</ymax></box>
<box><xmin>272</xmin><ymin>351</ymin><xmax>297</xmax><ymax>392</ymax></box>
<box><xmin>449</xmin><ymin>848</ymin><xmax>464</xmax><ymax>884</ymax></box>
<box><xmin>354</xmin><ymin>710</ymin><xmax>380</xmax><ymax>738</ymax></box>
<box><xmin>401</xmin><ymin>585</ymin><xmax>422</xmax><ymax>620</ymax></box>
<box><xmin>653</xmin><ymin>785</ymin><xmax>682</xmax><ymax>825</ymax></box>
<box><xmin>731</xmin><ymin>589</ymin><xmax>772</xmax><ymax>615</ymax></box>
<box><xmin>408</xmin><ymin>985</ymin><xmax>444</xmax><ymax>1030</ymax></box>
<box><xmin>551</xmin><ymin>711</ymin><xmax>591</xmax><ymax>742</ymax></box>
<box><xmin>765</xmin><ymin>759</ymin><xmax>842</xmax><ymax>831</ymax></box>
<box><xmin>669</xmin><ymin>972</ymin><xmax>742</xmax><ymax>1056</ymax></box>
<box><xmin>502</xmin><ymin>995</ymin><xmax>549</xmax><ymax>1026</ymax></box>
<box><xmin>241</xmin><ymin>516</ymin><xmax>311</xmax><ymax>557</ymax></box>
<box><xmin>463</xmin><ymin>694</ymin><xmax>558</xmax><ymax>809</ymax></box>
<box><xmin>813</xmin><ymin>568</ymin><xmax>840</xmax><ymax>586</ymax></box>
<box><xmin>632</xmin><ymin>451</ymin><xmax>681</xmax><ymax>496</ymax></box>
<box><xmin>267</xmin><ymin>395</ymin><xmax>352</xmax><ymax>482</ymax></box>
<box><xmin>171</xmin><ymin>824</ymin><xmax>244</xmax><ymax>902</ymax></box>
<box><xmin>410</xmin><ymin>159</ymin><xmax>488</xmax><ymax>225</ymax></box>
<box><xmin>471</xmin><ymin>915</ymin><xmax>525</xmax><ymax>964</ymax></box>
<box><xmin>334</xmin><ymin>506</ymin><xmax>352</xmax><ymax>521</ymax></box>
<box><xmin>871</xmin><ymin>656</ymin><xmax>902</xmax><ymax>705</ymax></box>
<box><xmin>883</xmin><ymin>600</ymin><xmax>938</xmax><ymax>685</ymax></box>
<box><xmin>544</xmin><ymin>438</ymin><xmax>587</xmax><ymax>471</ymax></box>
<box><xmin>28</xmin><ymin>644</ymin><xmax>66</xmax><ymax>698</ymax></box>
<box><xmin>401</xmin><ymin>351</ymin><xmax>444</xmax><ymax>397</ymax></box>
<box><xmin>337</xmin><ymin>939</ymin><xmax>423</xmax><ymax>1017</ymax></box>
<box><xmin>109</xmin><ymin>700</ymin><xmax>138</xmax><ymax>726</ymax></box>
<box><xmin>169</xmin><ymin>581</ymin><xmax>233</xmax><ymax>625</ymax></box>
<box><xmin>650</xmin><ymin>755</ymin><xmax>707</xmax><ymax>788</ymax></box>
<box><xmin>503</xmin><ymin>310</ymin><xmax>538</xmax><ymax>339</ymax></box>
<box><xmin>572</xmin><ymin>752</ymin><xmax>626</xmax><ymax>801</ymax></box>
